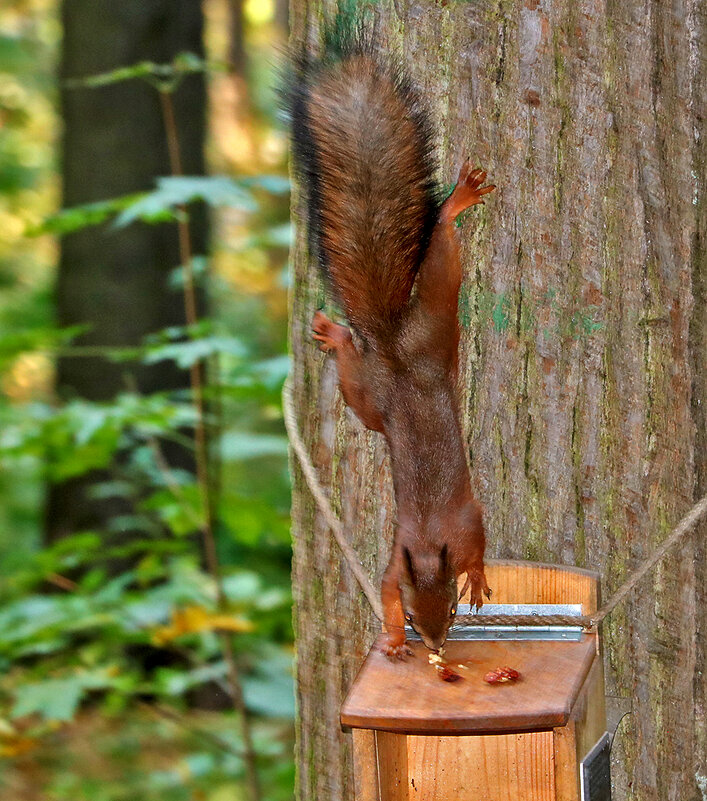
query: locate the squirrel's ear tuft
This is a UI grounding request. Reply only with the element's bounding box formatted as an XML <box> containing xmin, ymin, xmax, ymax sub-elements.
<box><xmin>402</xmin><ymin>547</ymin><xmax>417</xmax><ymax>586</ymax></box>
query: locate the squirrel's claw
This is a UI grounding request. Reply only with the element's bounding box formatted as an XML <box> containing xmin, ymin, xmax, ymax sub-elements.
<box><xmin>458</xmin><ymin>159</ymin><xmax>474</xmax><ymax>182</ymax></box>
<box><xmin>312</xmin><ymin>332</ymin><xmax>333</xmax><ymax>352</ymax></box>
<box><xmin>457</xmin><ymin>160</ymin><xmax>488</xmax><ymax>188</ymax></box>
<box><xmin>382</xmin><ymin>637</ymin><xmax>413</xmax><ymax>661</ymax></box>
<box><xmin>463</xmin><ymin>567</ymin><xmax>491</xmax><ymax>612</ymax></box>
<box><xmin>459</xmin><ymin>569</ymin><xmax>491</xmax><ymax>607</ymax></box>
<box><xmin>444</xmin><ymin>162</ymin><xmax>496</xmax><ymax>221</ymax></box>
<box><xmin>311</xmin><ymin>310</ymin><xmax>351</xmax><ymax>353</ymax></box>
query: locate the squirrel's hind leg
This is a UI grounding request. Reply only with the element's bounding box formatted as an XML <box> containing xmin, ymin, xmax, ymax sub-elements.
<box><xmin>414</xmin><ymin>164</ymin><xmax>494</xmax><ymax>316</ymax></box>
<box><xmin>412</xmin><ymin>164</ymin><xmax>496</xmax><ymax>367</ymax></box>
<box><xmin>311</xmin><ymin>311</ymin><xmax>385</xmax><ymax>433</ymax></box>
<box><xmin>441</xmin><ymin>161</ymin><xmax>496</xmax><ymax>223</ymax></box>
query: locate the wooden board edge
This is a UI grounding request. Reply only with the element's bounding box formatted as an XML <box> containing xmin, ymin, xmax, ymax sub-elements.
<box><xmin>486</xmin><ymin>558</ymin><xmax>601</xmax><ymax>582</ymax></box>
<box><xmin>339</xmin><ymin>715</ymin><xmax>566</xmax><ymax>737</ymax></box>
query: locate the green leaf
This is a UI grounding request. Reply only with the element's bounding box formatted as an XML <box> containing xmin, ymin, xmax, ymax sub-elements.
<box><xmin>28</xmin><ymin>195</ymin><xmax>142</xmax><ymax>236</ymax></box>
<box><xmin>143</xmin><ymin>320</ymin><xmax>214</xmax><ymax>345</ymax></box>
<box><xmin>240</xmin><ymin>174</ymin><xmax>290</xmax><ymax>195</ymax></box>
<box><xmin>143</xmin><ymin>336</ymin><xmax>246</xmax><ymax>368</ymax></box>
<box><xmin>263</xmin><ymin>223</ymin><xmax>293</xmax><ymax>246</ymax></box>
<box><xmin>156</xmin><ymin>661</ymin><xmax>228</xmax><ymax>697</ymax></box>
<box><xmin>234</xmin><ymin>224</ymin><xmax>293</xmax><ymax>252</ymax></box>
<box><xmin>114</xmin><ymin>176</ymin><xmax>257</xmax><ymax>228</ymax></box>
<box><xmin>140</xmin><ymin>486</ymin><xmax>202</xmax><ymax>537</ymax></box>
<box><xmin>86</xmin><ymin>480</ymin><xmax>135</xmax><ymax>501</ymax></box>
<box><xmin>65</xmin><ymin>52</ymin><xmax>217</xmax><ymax>90</ymax></box>
<box><xmin>220</xmin><ymin>431</ymin><xmax>288</xmax><ymax>461</ymax></box>
<box><xmin>0</xmin><ymin>34</ymin><xmax>33</xmax><ymax>73</ymax></box>
<box><xmin>183</xmin><ymin>752</ymin><xmax>217</xmax><ymax>778</ymax></box>
<box><xmin>11</xmin><ymin>670</ymin><xmax>117</xmax><ymax>722</ymax></box>
<box><xmin>251</xmin><ymin>355</ymin><xmax>290</xmax><ymax>388</ymax></box>
<box><xmin>74</xmin><ymin>406</ymin><xmax>110</xmax><ymax>446</ymax></box>
<box><xmin>222</xmin><ymin>572</ymin><xmax>261</xmax><ymax>602</ymax></box>
<box><xmin>0</xmin><ymin>325</ymin><xmax>86</xmax><ymax>367</ymax></box>
<box><xmin>68</xmin><ymin>61</ymin><xmax>166</xmax><ymax>88</ymax></box>
<box><xmin>0</xmin><ymin>393</ymin><xmax>198</xmax><ymax>481</ymax></box>
<box><xmin>168</xmin><ymin>255</ymin><xmax>210</xmax><ymax>290</ymax></box>
<box><xmin>242</xmin><ymin>651</ymin><xmax>294</xmax><ymax>718</ymax></box>
<box><xmin>12</xmin><ymin>677</ymin><xmax>84</xmax><ymax>722</ymax></box>
<box><xmin>31</xmin><ymin>174</ymin><xmax>262</xmax><ymax>237</ymax></box>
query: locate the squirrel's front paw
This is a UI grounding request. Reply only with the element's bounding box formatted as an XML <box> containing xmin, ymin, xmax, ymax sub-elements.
<box><xmin>311</xmin><ymin>311</ymin><xmax>350</xmax><ymax>353</ymax></box>
<box><xmin>382</xmin><ymin>636</ymin><xmax>413</xmax><ymax>661</ymax></box>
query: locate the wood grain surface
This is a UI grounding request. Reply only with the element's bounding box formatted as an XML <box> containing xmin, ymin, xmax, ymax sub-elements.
<box><xmin>351</xmin><ymin>730</ymin><xmax>379</xmax><ymax>801</ymax></box>
<box><xmin>375</xmin><ymin>732</ymin><xmax>408</xmax><ymax>801</ymax></box>
<box><xmin>406</xmin><ymin>731</ymin><xmax>556</xmax><ymax>801</ymax></box>
<box><xmin>346</xmin><ymin>646</ymin><xmax>606</xmax><ymax>801</ymax></box>
<box><xmin>466</xmin><ymin>560</ymin><xmax>600</xmax><ymax>612</ymax></box>
<box><xmin>341</xmin><ymin>634</ymin><xmax>596</xmax><ymax>735</ymax></box>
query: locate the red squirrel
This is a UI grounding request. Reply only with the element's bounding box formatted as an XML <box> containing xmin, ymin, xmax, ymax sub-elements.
<box><xmin>290</xmin><ymin>47</ymin><xmax>494</xmax><ymax>658</ymax></box>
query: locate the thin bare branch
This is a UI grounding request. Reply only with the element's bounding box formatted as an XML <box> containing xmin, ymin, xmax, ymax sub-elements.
<box><xmin>158</xmin><ymin>88</ymin><xmax>261</xmax><ymax>801</ymax></box>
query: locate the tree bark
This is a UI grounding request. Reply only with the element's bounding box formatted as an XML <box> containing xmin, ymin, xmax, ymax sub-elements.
<box><xmin>49</xmin><ymin>0</ymin><xmax>207</xmax><ymax>543</ymax></box>
<box><xmin>691</xmin><ymin>1</ymin><xmax>707</xmax><ymax>795</ymax></box>
<box><xmin>289</xmin><ymin>1</ymin><xmax>705</xmax><ymax>799</ymax></box>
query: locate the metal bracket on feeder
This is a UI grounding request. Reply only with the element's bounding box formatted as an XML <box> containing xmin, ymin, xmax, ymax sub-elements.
<box><xmin>406</xmin><ymin>603</ymin><xmax>585</xmax><ymax>642</ymax></box>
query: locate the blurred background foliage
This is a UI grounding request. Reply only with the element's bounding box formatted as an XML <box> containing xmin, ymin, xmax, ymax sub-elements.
<box><xmin>0</xmin><ymin>1</ymin><xmax>293</xmax><ymax>799</ymax></box>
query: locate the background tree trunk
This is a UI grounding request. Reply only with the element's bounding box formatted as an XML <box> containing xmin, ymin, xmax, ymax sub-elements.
<box><xmin>229</xmin><ymin>0</ymin><xmax>247</xmax><ymax>78</ymax></box>
<box><xmin>691</xmin><ymin>0</ymin><xmax>707</xmax><ymax>792</ymax></box>
<box><xmin>48</xmin><ymin>0</ymin><xmax>207</xmax><ymax>543</ymax></box>
<box><xmin>289</xmin><ymin>1</ymin><xmax>706</xmax><ymax>799</ymax></box>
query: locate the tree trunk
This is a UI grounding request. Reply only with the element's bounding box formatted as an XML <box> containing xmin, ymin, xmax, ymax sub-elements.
<box><xmin>289</xmin><ymin>1</ymin><xmax>705</xmax><ymax>799</ymax></box>
<box><xmin>49</xmin><ymin>0</ymin><xmax>207</xmax><ymax>543</ymax></box>
<box><xmin>229</xmin><ymin>0</ymin><xmax>247</xmax><ymax>77</ymax></box>
<box><xmin>691</xmin><ymin>0</ymin><xmax>707</xmax><ymax>792</ymax></box>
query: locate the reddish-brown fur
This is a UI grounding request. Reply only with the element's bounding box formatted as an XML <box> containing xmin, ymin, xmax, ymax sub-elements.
<box><xmin>312</xmin><ymin>162</ymin><xmax>495</xmax><ymax>657</ymax></box>
<box><xmin>305</xmin><ymin>56</ymin><xmax>438</xmax><ymax>344</ymax></box>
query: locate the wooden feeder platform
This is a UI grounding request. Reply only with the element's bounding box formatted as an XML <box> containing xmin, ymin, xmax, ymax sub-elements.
<box><xmin>341</xmin><ymin>633</ymin><xmax>597</xmax><ymax>735</ymax></box>
<box><xmin>341</xmin><ymin>560</ymin><xmax>609</xmax><ymax>801</ymax></box>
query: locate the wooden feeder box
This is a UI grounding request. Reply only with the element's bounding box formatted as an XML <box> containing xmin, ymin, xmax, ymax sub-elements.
<box><xmin>341</xmin><ymin>561</ymin><xmax>610</xmax><ymax>801</ymax></box>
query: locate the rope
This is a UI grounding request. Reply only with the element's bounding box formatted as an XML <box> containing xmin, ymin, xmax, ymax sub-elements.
<box><xmin>453</xmin><ymin>613</ymin><xmax>594</xmax><ymax>628</ymax></box>
<box><xmin>283</xmin><ymin>378</ymin><xmax>707</xmax><ymax>631</ymax></box>
<box><xmin>590</xmin><ymin>492</ymin><xmax>707</xmax><ymax>625</ymax></box>
<box><xmin>283</xmin><ymin>378</ymin><xmax>384</xmax><ymax>620</ymax></box>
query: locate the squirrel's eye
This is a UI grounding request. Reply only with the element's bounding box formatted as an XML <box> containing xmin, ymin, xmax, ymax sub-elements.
<box><xmin>450</xmin><ymin>607</ymin><xmax>457</xmax><ymax>618</ymax></box>
<box><xmin>404</xmin><ymin>613</ymin><xmax>413</xmax><ymax>623</ymax></box>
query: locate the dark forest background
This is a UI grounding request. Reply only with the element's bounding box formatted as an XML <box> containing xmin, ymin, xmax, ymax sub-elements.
<box><xmin>0</xmin><ymin>1</ymin><xmax>294</xmax><ymax>799</ymax></box>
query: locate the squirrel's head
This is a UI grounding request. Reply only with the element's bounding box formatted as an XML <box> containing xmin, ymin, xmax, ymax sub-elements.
<box><xmin>399</xmin><ymin>544</ymin><xmax>458</xmax><ymax>651</ymax></box>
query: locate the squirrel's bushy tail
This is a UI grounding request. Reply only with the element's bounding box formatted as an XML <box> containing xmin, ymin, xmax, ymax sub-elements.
<box><xmin>289</xmin><ymin>42</ymin><xmax>440</xmax><ymax>346</ymax></box>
